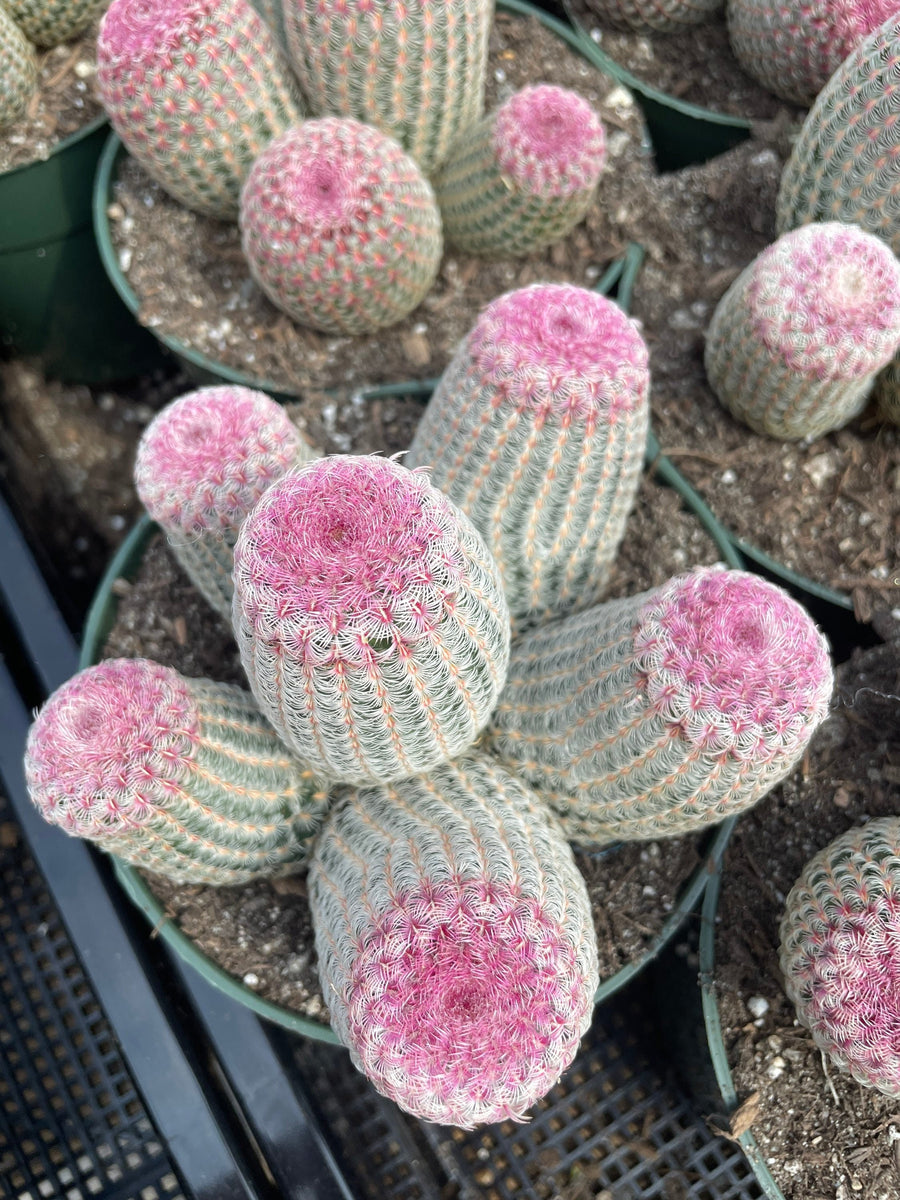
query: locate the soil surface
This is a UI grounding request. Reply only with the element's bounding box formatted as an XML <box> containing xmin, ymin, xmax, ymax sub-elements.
<box><xmin>712</xmin><ymin>642</ymin><xmax>900</xmax><ymax>1200</ymax></box>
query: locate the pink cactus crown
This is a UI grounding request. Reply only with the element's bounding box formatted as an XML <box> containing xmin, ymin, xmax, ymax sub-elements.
<box><xmin>24</xmin><ymin>659</ymin><xmax>198</xmax><ymax>839</ymax></box>
<box><xmin>749</xmin><ymin>223</ymin><xmax>900</xmax><ymax>380</ymax></box>
<box><xmin>134</xmin><ymin>385</ymin><xmax>301</xmax><ymax>535</ymax></box>
<box><xmin>98</xmin><ymin>0</ymin><xmax>228</xmax><ymax>72</ymax></box>
<box><xmin>493</xmin><ymin>85</ymin><xmax>606</xmax><ymax>199</ymax></box>
<box><xmin>829</xmin><ymin>0</ymin><xmax>897</xmax><ymax>60</ymax></box>
<box><xmin>633</xmin><ymin>568</ymin><xmax>833</xmax><ymax>758</ymax></box>
<box><xmin>468</xmin><ymin>284</ymin><xmax>649</xmax><ymax>420</ymax></box>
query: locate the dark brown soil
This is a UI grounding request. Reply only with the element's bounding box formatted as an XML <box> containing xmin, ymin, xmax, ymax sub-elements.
<box><xmin>712</xmin><ymin>642</ymin><xmax>900</xmax><ymax>1200</ymax></box>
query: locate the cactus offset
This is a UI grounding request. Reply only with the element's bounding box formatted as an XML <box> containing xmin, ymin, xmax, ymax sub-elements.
<box><xmin>24</xmin><ymin>659</ymin><xmax>330</xmax><ymax>885</ymax></box>
<box><xmin>406</xmin><ymin>284</ymin><xmax>649</xmax><ymax>624</ymax></box>
<box><xmin>705</xmin><ymin>223</ymin><xmax>900</xmax><ymax>440</ymax></box>
<box><xmin>6</xmin><ymin>0</ymin><xmax>108</xmax><ymax>47</ymax></box>
<box><xmin>432</xmin><ymin>86</ymin><xmax>607</xmax><ymax>258</ymax></box>
<box><xmin>97</xmin><ymin>0</ymin><xmax>303</xmax><ymax>219</ymax></box>
<box><xmin>282</xmin><ymin>0</ymin><xmax>492</xmax><ymax>175</ymax></box>
<box><xmin>310</xmin><ymin>754</ymin><xmax>598</xmax><ymax>1127</ymax></box>
<box><xmin>134</xmin><ymin>385</ymin><xmax>315</xmax><ymax>621</ymax></box>
<box><xmin>489</xmin><ymin>568</ymin><xmax>833</xmax><ymax>845</ymax></box>
<box><xmin>240</xmin><ymin>119</ymin><xmax>443</xmax><ymax>335</ymax></box>
<box><xmin>232</xmin><ymin>455</ymin><xmax>510</xmax><ymax>785</ymax></box>
<box><xmin>780</xmin><ymin>818</ymin><xmax>900</xmax><ymax>1099</ymax></box>
<box><xmin>0</xmin><ymin>2</ymin><xmax>37</xmax><ymax>130</ymax></box>
<box><xmin>582</xmin><ymin>0</ymin><xmax>722</xmax><ymax>33</ymax></box>
<box><xmin>247</xmin><ymin>0</ymin><xmax>287</xmax><ymax>54</ymax></box>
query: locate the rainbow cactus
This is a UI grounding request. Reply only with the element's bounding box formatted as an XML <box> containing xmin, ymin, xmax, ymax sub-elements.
<box><xmin>247</xmin><ymin>0</ymin><xmax>287</xmax><ymax>53</ymax></box>
<box><xmin>727</xmin><ymin>0</ymin><xmax>896</xmax><ymax>105</ymax></box>
<box><xmin>134</xmin><ymin>385</ymin><xmax>315</xmax><ymax>621</ymax></box>
<box><xmin>704</xmin><ymin>222</ymin><xmax>900</xmax><ymax>440</ymax></box>
<box><xmin>780</xmin><ymin>818</ymin><xmax>900</xmax><ymax>1099</ymax></box>
<box><xmin>406</xmin><ymin>284</ymin><xmax>650</xmax><ymax>624</ymax></box>
<box><xmin>310</xmin><ymin>754</ymin><xmax>598</xmax><ymax>1127</ymax></box>
<box><xmin>489</xmin><ymin>568</ymin><xmax>833</xmax><ymax>845</ymax></box>
<box><xmin>0</xmin><ymin>2</ymin><xmax>37</xmax><ymax>130</ymax></box>
<box><xmin>240</xmin><ymin>119</ymin><xmax>443</xmax><ymax>335</ymax></box>
<box><xmin>582</xmin><ymin>0</ymin><xmax>722</xmax><ymax>33</ymax></box>
<box><xmin>874</xmin><ymin>358</ymin><xmax>900</xmax><ymax>426</ymax></box>
<box><xmin>282</xmin><ymin>0</ymin><xmax>492</xmax><ymax>175</ymax></box>
<box><xmin>96</xmin><ymin>0</ymin><xmax>303</xmax><ymax>219</ymax></box>
<box><xmin>232</xmin><ymin>455</ymin><xmax>510</xmax><ymax>785</ymax></box>
<box><xmin>432</xmin><ymin>85</ymin><xmax>607</xmax><ymax>258</ymax></box>
<box><xmin>24</xmin><ymin>659</ymin><xmax>330</xmax><ymax>885</ymax></box>
<box><xmin>6</xmin><ymin>0</ymin><xmax>109</xmax><ymax>47</ymax></box>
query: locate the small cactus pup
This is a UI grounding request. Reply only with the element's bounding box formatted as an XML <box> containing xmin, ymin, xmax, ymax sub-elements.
<box><xmin>282</xmin><ymin>0</ymin><xmax>492</xmax><ymax>175</ymax></box>
<box><xmin>704</xmin><ymin>222</ymin><xmax>900</xmax><ymax>440</ymax></box>
<box><xmin>406</xmin><ymin>284</ymin><xmax>650</xmax><ymax>625</ymax></box>
<box><xmin>134</xmin><ymin>385</ymin><xmax>316</xmax><ymax>622</ymax></box>
<box><xmin>96</xmin><ymin>0</ymin><xmax>304</xmax><ymax>219</ymax></box>
<box><xmin>489</xmin><ymin>568</ymin><xmax>833</xmax><ymax>845</ymax></box>
<box><xmin>0</xmin><ymin>2</ymin><xmax>38</xmax><ymax>130</ymax></box>
<box><xmin>240</xmin><ymin>119</ymin><xmax>443</xmax><ymax>335</ymax></box>
<box><xmin>232</xmin><ymin>454</ymin><xmax>510</xmax><ymax>785</ymax></box>
<box><xmin>24</xmin><ymin>659</ymin><xmax>330</xmax><ymax>885</ymax></box>
<box><xmin>432</xmin><ymin>85</ymin><xmax>607</xmax><ymax>258</ymax></box>
<box><xmin>310</xmin><ymin>754</ymin><xmax>599</xmax><ymax>1127</ymax></box>
<box><xmin>581</xmin><ymin>0</ymin><xmax>722</xmax><ymax>34</ymax></box>
<box><xmin>780</xmin><ymin>817</ymin><xmax>900</xmax><ymax>1099</ymax></box>
<box><xmin>6</xmin><ymin>0</ymin><xmax>109</xmax><ymax>47</ymax></box>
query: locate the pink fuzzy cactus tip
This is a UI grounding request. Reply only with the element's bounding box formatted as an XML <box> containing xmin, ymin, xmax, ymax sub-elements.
<box><xmin>346</xmin><ymin>878</ymin><xmax>592</xmax><ymax>1127</ymax></box>
<box><xmin>494</xmin><ymin>85</ymin><xmax>606</xmax><ymax>198</ymax></box>
<box><xmin>98</xmin><ymin>0</ymin><xmax>217</xmax><ymax>66</ymax></box>
<box><xmin>24</xmin><ymin>660</ymin><xmax>198</xmax><ymax>838</ymax></box>
<box><xmin>634</xmin><ymin>569</ymin><xmax>833</xmax><ymax>758</ymax></box>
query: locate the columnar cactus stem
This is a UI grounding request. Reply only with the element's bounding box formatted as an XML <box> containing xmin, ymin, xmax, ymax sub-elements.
<box><xmin>489</xmin><ymin>568</ymin><xmax>833</xmax><ymax>845</ymax></box>
<box><xmin>240</xmin><ymin>119</ymin><xmax>443</xmax><ymax>335</ymax></box>
<box><xmin>780</xmin><ymin>818</ymin><xmax>900</xmax><ymax>1099</ymax></box>
<box><xmin>232</xmin><ymin>455</ymin><xmax>510</xmax><ymax>785</ymax></box>
<box><xmin>704</xmin><ymin>223</ymin><xmax>900</xmax><ymax>440</ymax></box>
<box><xmin>24</xmin><ymin>659</ymin><xmax>330</xmax><ymax>885</ymax></box>
<box><xmin>134</xmin><ymin>385</ymin><xmax>315</xmax><ymax>621</ymax></box>
<box><xmin>406</xmin><ymin>284</ymin><xmax>650</xmax><ymax>624</ymax></box>
<box><xmin>310</xmin><ymin>754</ymin><xmax>598</xmax><ymax>1127</ymax></box>
<box><xmin>97</xmin><ymin>0</ymin><xmax>304</xmax><ymax>219</ymax></box>
<box><xmin>582</xmin><ymin>0</ymin><xmax>722</xmax><ymax>35</ymax></box>
<box><xmin>6</xmin><ymin>0</ymin><xmax>108</xmax><ymax>47</ymax></box>
<box><xmin>0</xmin><ymin>2</ymin><xmax>37</xmax><ymax>130</ymax></box>
<box><xmin>282</xmin><ymin>0</ymin><xmax>492</xmax><ymax>175</ymax></box>
<box><xmin>432</xmin><ymin>86</ymin><xmax>607</xmax><ymax>258</ymax></box>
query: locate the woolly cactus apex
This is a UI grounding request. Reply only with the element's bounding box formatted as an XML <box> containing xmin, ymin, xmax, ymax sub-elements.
<box><xmin>489</xmin><ymin>568</ymin><xmax>833</xmax><ymax>845</ymax></box>
<box><xmin>310</xmin><ymin>754</ymin><xmax>598</xmax><ymax>1127</ymax></box>
<box><xmin>727</xmin><ymin>0</ymin><xmax>897</xmax><ymax>105</ymax></box>
<box><xmin>780</xmin><ymin>818</ymin><xmax>900</xmax><ymax>1098</ymax></box>
<box><xmin>705</xmin><ymin>223</ymin><xmax>900</xmax><ymax>440</ymax></box>
<box><xmin>134</xmin><ymin>385</ymin><xmax>315</xmax><ymax>621</ymax></box>
<box><xmin>0</xmin><ymin>2</ymin><xmax>37</xmax><ymax>130</ymax></box>
<box><xmin>582</xmin><ymin>0</ymin><xmax>722</xmax><ymax>33</ymax></box>
<box><xmin>406</xmin><ymin>284</ymin><xmax>650</xmax><ymax>624</ymax></box>
<box><xmin>24</xmin><ymin>659</ymin><xmax>329</xmax><ymax>885</ymax></box>
<box><xmin>96</xmin><ymin>0</ymin><xmax>303</xmax><ymax>219</ymax></box>
<box><xmin>283</xmin><ymin>0</ymin><xmax>492</xmax><ymax>175</ymax></box>
<box><xmin>240</xmin><ymin>119</ymin><xmax>443</xmax><ymax>335</ymax></box>
<box><xmin>432</xmin><ymin>86</ymin><xmax>606</xmax><ymax>258</ymax></box>
<box><xmin>232</xmin><ymin>455</ymin><xmax>510</xmax><ymax>784</ymax></box>
<box><xmin>6</xmin><ymin>0</ymin><xmax>109</xmax><ymax>47</ymax></box>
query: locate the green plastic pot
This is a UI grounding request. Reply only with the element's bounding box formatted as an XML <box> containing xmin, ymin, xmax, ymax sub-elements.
<box><xmin>0</xmin><ymin>115</ymin><xmax>164</xmax><ymax>383</ymax></box>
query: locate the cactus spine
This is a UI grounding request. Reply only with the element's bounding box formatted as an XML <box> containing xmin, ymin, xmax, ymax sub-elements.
<box><xmin>97</xmin><ymin>0</ymin><xmax>304</xmax><ymax>219</ymax></box>
<box><xmin>134</xmin><ymin>385</ymin><xmax>315</xmax><ymax>621</ymax></box>
<box><xmin>704</xmin><ymin>222</ymin><xmax>900</xmax><ymax>440</ymax></box>
<box><xmin>406</xmin><ymin>284</ymin><xmax>650</xmax><ymax>624</ymax></box>
<box><xmin>24</xmin><ymin>659</ymin><xmax>330</xmax><ymax>885</ymax></box>
<box><xmin>0</xmin><ymin>2</ymin><xmax>37</xmax><ymax>130</ymax></box>
<box><xmin>283</xmin><ymin>0</ymin><xmax>493</xmax><ymax>175</ymax></box>
<box><xmin>310</xmin><ymin>754</ymin><xmax>598</xmax><ymax>1127</ymax></box>
<box><xmin>489</xmin><ymin>568</ymin><xmax>833</xmax><ymax>845</ymax></box>
<box><xmin>240</xmin><ymin>119</ymin><xmax>443</xmax><ymax>335</ymax></box>
<box><xmin>582</xmin><ymin>0</ymin><xmax>722</xmax><ymax>33</ymax></box>
<box><xmin>780</xmin><ymin>818</ymin><xmax>900</xmax><ymax>1099</ymax></box>
<box><xmin>6</xmin><ymin>0</ymin><xmax>108</xmax><ymax>47</ymax></box>
<box><xmin>432</xmin><ymin>86</ymin><xmax>607</xmax><ymax>258</ymax></box>
<box><xmin>232</xmin><ymin>455</ymin><xmax>510</xmax><ymax>785</ymax></box>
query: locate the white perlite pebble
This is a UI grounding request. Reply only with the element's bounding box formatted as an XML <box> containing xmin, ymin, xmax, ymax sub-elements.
<box><xmin>747</xmin><ymin>995</ymin><xmax>769</xmax><ymax>1019</ymax></box>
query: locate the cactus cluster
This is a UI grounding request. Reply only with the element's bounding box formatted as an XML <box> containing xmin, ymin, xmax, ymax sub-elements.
<box><xmin>583</xmin><ymin>0</ymin><xmax>723</xmax><ymax>33</ymax></box>
<box><xmin>6</xmin><ymin>0</ymin><xmax>109</xmax><ymax>47</ymax></box>
<box><xmin>0</xmin><ymin>1</ymin><xmax>38</xmax><ymax>130</ymax></box>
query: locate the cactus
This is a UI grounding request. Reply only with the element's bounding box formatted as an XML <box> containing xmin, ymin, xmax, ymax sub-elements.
<box><xmin>489</xmin><ymin>568</ymin><xmax>833</xmax><ymax>845</ymax></box>
<box><xmin>432</xmin><ymin>85</ymin><xmax>607</xmax><ymax>258</ymax></box>
<box><xmin>134</xmin><ymin>385</ymin><xmax>315</xmax><ymax>621</ymax></box>
<box><xmin>0</xmin><ymin>2</ymin><xmax>37</xmax><ymax>130</ymax></box>
<box><xmin>406</xmin><ymin>284</ymin><xmax>650</xmax><ymax>624</ymax></box>
<box><xmin>232</xmin><ymin>454</ymin><xmax>510</xmax><ymax>785</ymax></box>
<box><xmin>581</xmin><ymin>0</ymin><xmax>722</xmax><ymax>33</ymax></box>
<box><xmin>726</xmin><ymin>0</ymin><xmax>896</xmax><ymax>105</ymax></box>
<box><xmin>282</xmin><ymin>0</ymin><xmax>492</xmax><ymax>176</ymax></box>
<box><xmin>6</xmin><ymin>0</ymin><xmax>109</xmax><ymax>47</ymax></box>
<box><xmin>874</xmin><ymin>357</ymin><xmax>900</xmax><ymax>426</ymax></box>
<box><xmin>779</xmin><ymin>817</ymin><xmax>900</xmax><ymax>1099</ymax></box>
<box><xmin>24</xmin><ymin>658</ymin><xmax>330</xmax><ymax>885</ymax></box>
<box><xmin>247</xmin><ymin>0</ymin><xmax>287</xmax><ymax>54</ymax></box>
<box><xmin>96</xmin><ymin>0</ymin><xmax>303</xmax><ymax>220</ymax></box>
<box><xmin>310</xmin><ymin>753</ymin><xmax>598</xmax><ymax>1127</ymax></box>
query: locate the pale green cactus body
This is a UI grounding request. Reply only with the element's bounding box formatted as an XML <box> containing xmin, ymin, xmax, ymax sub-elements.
<box><xmin>583</xmin><ymin>0</ymin><xmax>722</xmax><ymax>33</ymax></box>
<box><xmin>0</xmin><ymin>2</ymin><xmax>38</xmax><ymax>130</ymax></box>
<box><xmin>247</xmin><ymin>0</ymin><xmax>288</xmax><ymax>53</ymax></box>
<box><xmin>6</xmin><ymin>0</ymin><xmax>108</xmax><ymax>46</ymax></box>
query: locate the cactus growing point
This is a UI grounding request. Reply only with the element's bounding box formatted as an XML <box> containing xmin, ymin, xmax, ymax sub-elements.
<box><xmin>24</xmin><ymin>659</ymin><xmax>329</xmax><ymax>885</ymax></box>
<box><xmin>0</xmin><ymin>2</ymin><xmax>38</xmax><ymax>130</ymax></box>
<box><xmin>232</xmin><ymin>455</ymin><xmax>511</xmax><ymax>785</ymax></box>
<box><xmin>310</xmin><ymin>754</ymin><xmax>598</xmax><ymax>1127</ymax></box>
<box><xmin>6</xmin><ymin>0</ymin><xmax>109</xmax><ymax>47</ymax></box>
